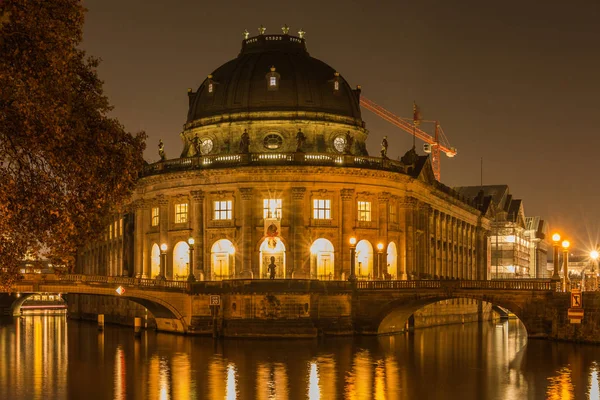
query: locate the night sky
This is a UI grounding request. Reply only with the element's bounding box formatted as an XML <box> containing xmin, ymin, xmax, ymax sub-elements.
<box><xmin>82</xmin><ymin>0</ymin><xmax>600</xmax><ymax>251</ymax></box>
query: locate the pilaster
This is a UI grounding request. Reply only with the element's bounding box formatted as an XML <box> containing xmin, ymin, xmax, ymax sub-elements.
<box><xmin>239</xmin><ymin>187</ymin><xmax>254</xmax><ymax>278</ymax></box>
<box><xmin>191</xmin><ymin>190</ymin><xmax>205</xmax><ymax>279</ymax></box>
<box><xmin>291</xmin><ymin>187</ymin><xmax>307</xmax><ymax>278</ymax></box>
<box><xmin>340</xmin><ymin>188</ymin><xmax>355</xmax><ymax>280</ymax></box>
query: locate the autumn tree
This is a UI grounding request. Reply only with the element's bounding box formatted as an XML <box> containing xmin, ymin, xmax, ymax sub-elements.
<box><xmin>0</xmin><ymin>0</ymin><xmax>146</xmax><ymax>286</ymax></box>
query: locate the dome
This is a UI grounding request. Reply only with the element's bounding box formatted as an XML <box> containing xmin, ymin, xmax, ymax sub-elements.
<box><xmin>186</xmin><ymin>33</ymin><xmax>362</xmax><ymax>126</ymax></box>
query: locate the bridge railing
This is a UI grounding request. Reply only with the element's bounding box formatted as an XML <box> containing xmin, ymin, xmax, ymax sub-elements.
<box><xmin>43</xmin><ymin>275</ymin><xmax>191</xmax><ymax>291</ymax></box>
<box><xmin>356</xmin><ymin>279</ymin><xmax>555</xmax><ymax>291</ymax></box>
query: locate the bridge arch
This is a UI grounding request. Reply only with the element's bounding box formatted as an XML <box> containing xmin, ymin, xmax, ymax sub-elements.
<box><xmin>373</xmin><ymin>294</ymin><xmax>528</xmax><ymax>336</ymax></box>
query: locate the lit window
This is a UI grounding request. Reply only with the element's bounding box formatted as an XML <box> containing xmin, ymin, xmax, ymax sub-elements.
<box><xmin>263</xmin><ymin>199</ymin><xmax>282</xmax><ymax>219</ymax></box>
<box><xmin>109</xmin><ymin>224</ymin><xmax>113</xmax><ymax>239</ymax></box>
<box><xmin>114</xmin><ymin>221</ymin><xmax>118</xmax><ymax>237</ymax></box>
<box><xmin>119</xmin><ymin>218</ymin><xmax>123</xmax><ymax>236</ymax></box>
<box><xmin>208</xmin><ymin>83</ymin><xmax>213</xmax><ymax>93</ymax></box>
<box><xmin>269</xmin><ymin>76</ymin><xmax>277</xmax><ymax>86</ymax></box>
<box><xmin>389</xmin><ymin>203</ymin><xmax>397</xmax><ymax>223</ymax></box>
<box><xmin>175</xmin><ymin>203</ymin><xmax>188</xmax><ymax>224</ymax></box>
<box><xmin>334</xmin><ymin>80</ymin><xmax>339</xmax><ymax>91</ymax></box>
<box><xmin>151</xmin><ymin>207</ymin><xmax>160</xmax><ymax>226</ymax></box>
<box><xmin>358</xmin><ymin>201</ymin><xmax>371</xmax><ymax>222</ymax></box>
<box><xmin>214</xmin><ymin>200</ymin><xmax>232</xmax><ymax>220</ymax></box>
<box><xmin>313</xmin><ymin>199</ymin><xmax>331</xmax><ymax>220</ymax></box>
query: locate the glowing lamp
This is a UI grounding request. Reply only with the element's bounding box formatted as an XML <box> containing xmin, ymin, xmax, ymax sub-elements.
<box><xmin>349</xmin><ymin>237</ymin><xmax>357</xmax><ymax>246</ymax></box>
<box><xmin>188</xmin><ymin>237</ymin><xmax>195</xmax><ymax>246</ymax></box>
<box><xmin>591</xmin><ymin>250</ymin><xmax>599</xmax><ymax>260</ymax></box>
<box><xmin>552</xmin><ymin>233</ymin><xmax>561</xmax><ymax>242</ymax></box>
<box><xmin>160</xmin><ymin>243</ymin><xmax>167</xmax><ymax>252</ymax></box>
<box><xmin>377</xmin><ymin>242</ymin><xmax>384</xmax><ymax>251</ymax></box>
<box><xmin>561</xmin><ymin>240</ymin><xmax>570</xmax><ymax>249</ymax></box>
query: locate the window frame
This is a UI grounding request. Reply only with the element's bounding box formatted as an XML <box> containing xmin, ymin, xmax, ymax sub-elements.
<box><xmin>213</xmin><ymin>200</ymin><xmax>233</xmax><ymax>220</ymax></box>
<box><xmin>174</xmin><ymin>203</ymin><xmax>189</xmax><ymax>224</ymax></box>
<box><xmin>263</xmin><ymin>198</ymin><xmax>282</xmax><ymax>220</ymax></box>
<box><xmin>357</xmin><ymin>201</ymin><xmax>372</xmax><ymax>222</ymax></box>
<box><xmin>151</xmin><ymin>207</ymin><xmax>160</xmax><ymax>227</ymax></box>
<box><xmin>313</xmin><ymin>199</ymin><xmax>331</xmax><ymax>220</ymax></box>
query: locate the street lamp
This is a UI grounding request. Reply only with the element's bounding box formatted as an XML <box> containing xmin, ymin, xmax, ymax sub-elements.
<box><xmin>157</xmin><ymin>243</ymin><xmax>167</xmax><ymax>281</ymax></box>
<box><xmin>348</xmin><ymin>236</ymin><xmax>357</xmax><ymax>282</ymax></box>
<box><xmin>561</xmin><ymin>239</ymin><xmax>570</xmax><ymax>292</ymax></box>
<box><xmin>551</xmin><ymin>233</ymin><xmax>561</xmax><ymax>282</ymax></box>
<box><xmin>377</xmin><ymin>242</ymin><xmax>384</xmax><ymax>280</ymax></box>
<box><xmin>187</xmin><ymin>237</ymin><xmax>196</xmax><ymax>282</ymax></box>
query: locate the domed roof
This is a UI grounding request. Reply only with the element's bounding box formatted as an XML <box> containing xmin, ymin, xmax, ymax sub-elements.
<box><xmin>186</xmin><ymin>33</ymin><xmax>362</xmax><ymax>125</ymax></box>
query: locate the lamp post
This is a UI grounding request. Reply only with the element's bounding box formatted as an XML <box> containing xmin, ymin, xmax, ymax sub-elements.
<box><xmin>551</xmin><ymin>233</ymin><xmax>561</xmax><ymax>282</ymax></box>
<box><xmin>157</xmin><ymin>243</ymin><xmax>167</xmax><ymax>281</ymax></box>
<box><xmin>562</xmin><ymin>239</ymin><xmax>570</xmax><ymax>292</ymax></box>
<box><xmin>348</xmin><ymin>236</ymin><xmax>357</xmax><ymax>282</ymax></box>
<box><xmin>377</xmin><ymin>242</ymin><xmax>384</xmax><ymax>280</ymax></box>
<box><xmin>187</xmin><ymin>237</ymin><xmax>196</xmax><ymax>282</ymax></box>
<box><xmin>590</xmin><ymin>249</ymin><xmax>599</xmax><ymax>291</ymax></box>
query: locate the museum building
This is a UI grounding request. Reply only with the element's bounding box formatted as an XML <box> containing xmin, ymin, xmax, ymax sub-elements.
<box><xmin>77</xmin><ymin>30</ymin><xmax>491</xmax><ymax>282</ymax></box>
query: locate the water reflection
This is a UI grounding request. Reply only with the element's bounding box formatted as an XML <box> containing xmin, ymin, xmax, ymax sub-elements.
<box><xmin>3</xmin><ymin>317</ymin><xmax>600</xmax><ymax>399</ymax></box>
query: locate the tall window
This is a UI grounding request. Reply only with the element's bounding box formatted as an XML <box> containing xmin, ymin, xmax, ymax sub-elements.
<box><xmin>313</xmin><ymin>199</ymin><xmax>331</xmax><ymax>220</ymax></box>
<box><xmin>175</xmin><ymin>203</ymin><xmax>188</xmax><ymax>224</ymax></box>
<box><xmin>263</xmin><ymin>199</ymin><xmax>282</xmax><ymax>219</ymax></box>
<box><xmin>151</xmin><ymin>207</ymin><xmax>160</xmax><ymax>226</ymax></box>
<box><xmin>109</xmin><ymin>224</ymin><xmax>113</xmax><ymax>240</ymax></box>
<box><xmin>208</xmin><ymin>83</ymin><xmax>213</xmax><ymax>93</ymax></box>
<box><xmin>119</xmin><ymin>218</ymin><xmax>123</xmax><ymax>236</ymax></box>
<box><xmin>358</xmin><ymin>201</ymin><xmax>371</xmax><ymax>222</ymax></box>
<box><xmin>214</xmin><ymin>200</ymin><xmax>232</xmax><ymax>220</ymax></box>
<box><xmin>269</xmin><ymin>76</ymin><xmax>277</xmax><ymax>86</ymax></box>
<box><xmin>334</xmin><ymin>80</ymin><xmax>339</xmax><ymax>91</ymax></box>
<box><xmin>389</xmin><ymin>203</ymin><xmax>397</xmax><ymax>224</ymax></box>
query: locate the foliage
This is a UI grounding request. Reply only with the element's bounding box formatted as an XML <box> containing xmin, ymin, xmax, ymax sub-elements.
<box><xmin>0</xmin><ymin>0</ymin><xmax>146</xmax><ymax>286</ymax></box>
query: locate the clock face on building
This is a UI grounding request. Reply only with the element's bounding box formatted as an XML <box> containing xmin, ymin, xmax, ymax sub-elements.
<box><xmin>200</xmin><ymin>138</ymin><xmax>213</xmax><ymax>155</ymax></box>
<box><xmin>333</xmin><ymin>136</ymin><xmax>346</xmax><ymax>153</ymax></box>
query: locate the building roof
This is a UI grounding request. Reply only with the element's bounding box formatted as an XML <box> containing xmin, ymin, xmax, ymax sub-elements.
<box><xmin>186</xmin><ymin>34</ymin><xmax>362</xmax><ymax>125</ymax></box>
<box><xmin>453</xmin><ymin>185</ymin><xmax>510</xmax><ymax>208</ymax></box>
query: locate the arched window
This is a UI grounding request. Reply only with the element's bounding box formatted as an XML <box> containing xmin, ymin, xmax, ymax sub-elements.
<box><xmin>310</xmin><ymin>238</ymin><xmax>335</xmax><ymax>280</ymax></box>
<box><xmin>172</xmin><ymin>241</ymin><xmax>190</xmax><ymax>281</ymax></box>
<box><xmin>259</xmin><ymin>238</ymin><xmax>286</xmax><ymax>279</ymax></box>
<box><xmin>386</xmin><ymin>242</ymin><xmax>398</xmax><ymax>280</ymax></box>
<box><xmin>151</xmin><ymin>243</ymin><xmax>160</xmax><ymax>278</ymax></box>
<box><xmin>211</xmin><ymin>239</ymin><xmax>235</xmax><ymax>280</ymax></box>
<box><xmin>355</xmin><ymin>240</ymin><xmax>374</xmax><ymax>279</ymax></box>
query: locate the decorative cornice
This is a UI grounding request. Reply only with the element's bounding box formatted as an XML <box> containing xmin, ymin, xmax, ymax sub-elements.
<box><xmin>340</xmin><ymin>188</ymin><xmax>354</xmax><ymax>201</ymax></box>
<box><xmin>156</xmin><ymin>195</ymin><xmax>169</xmax><ymax>206</ymax></box>
<box><xmin>239</xmin><ymin>187</ymin><xmax>253</xmax><ymax>200</ymax></box>
<box><xmin>191</xmin><ymin>190</ymin><xmax>205</xmax><ymax>201</ymax></box>
<box><xmin>398</xmin><ymin>197</ymin><xmax>418</xmax><ymax>209</ymax></box>
<box><xmin>377</xmin><ymin>192</ymin><xmax>391</xmax><ymax>203</ymax></box>
<box><xmin>291</xmin><ymin>187</ymin><xmax>306</xmax><ymax>200</ymax></box>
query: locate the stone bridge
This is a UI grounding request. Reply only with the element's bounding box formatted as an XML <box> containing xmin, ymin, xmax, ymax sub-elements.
<box><xmin>1</xmin><ymin>275</ymin><xmax>598</xmax><ymax>343</ymax></box>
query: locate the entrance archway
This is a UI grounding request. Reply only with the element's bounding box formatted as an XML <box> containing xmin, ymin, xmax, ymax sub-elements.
<box><xmin>310</xmin><ymin>238</ymin><xmax>335</xmax><ymax>280</ymax></box>
<box><xmin>173</xmin><ymin>241</ymin><xmax>189</xmax><ymax>280</ymax></box>
<box><xmin>386</xmin><ymin>242</ymin><xmax>398</xmax><ymax>280</ymax></box>
<box><xmin>211</xmin><ymin>239</ymin><xmax>235</xmax><ymax>280</ymax></box>
<box><xmin>259</xmin><ymin>237</ymin><xmax>286</xmax><ymax>278</ymax></box>
<box><xmin>355</xmin><ymin>240</ymin><xmax>374</xmax><ymax>279</ymax></box>
<box><xmin>151</xmin><ymin>243</ymin><xmax>160</xmax><ymax>278</ymax></box>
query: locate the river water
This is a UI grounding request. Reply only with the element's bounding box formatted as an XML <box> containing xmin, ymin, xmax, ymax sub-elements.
<box><xmin>0</xmin><ymin>316</ymin><xmax>598</xmax><ymax>400</ymax></box>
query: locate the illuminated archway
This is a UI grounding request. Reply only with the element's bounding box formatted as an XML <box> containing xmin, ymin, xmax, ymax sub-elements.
<box><xmin>356</xmin><ymin>240</ymin><xmax>374</xmax><ymax>279</ymax></box>
<box><xmin>310</xmin><ymin>238</ymin><xmax>335</xmax><ymax>280</ymax></box>
<box><xmin>151</xmin><ymin>243</ymin><xmax>160</xmax><ymax>278</ymax></box>
<box><xmin>259</xmin><ymin>238</ymin><xmax>286</xmax><ymax>278</ymax></box>
<box><xmin>173</xmin><ymin>241</ymin><xmax>189</xmax><ymax>280</ymax></box>
<box><xmin>211</xmin><ymin>239</ymin><xmax>235</xmax><ymax>280</ymax></box>
<box><xmin>386</xmin><ymin>242</ymin><xmax>398</xmax><ymax>280</ymax></box>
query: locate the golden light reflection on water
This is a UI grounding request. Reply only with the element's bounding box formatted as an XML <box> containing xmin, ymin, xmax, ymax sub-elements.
<box><xmin>256</xmin><ymin>362</ymin><xmax>288</xmax><ymax>400</ymax></box>
<box><xmin>547</xmin><ymin>367</ymin><xmax>575</xmax><ymax>400</ymax></box>
<box><xmin>307</xmin><ymin>362</ymin><xmax>320</xmax><ymax>399</ymax></box>
<box><xmin>172</xmin><ymin>353</ymin><xmax>192</xmax><ymax>399</ymax></box>
<box><xmin>209</xmin><ymin>356</ymin><xmax>238</xmax><ymax>399</ymax></box>
<box><xmin>114</xmin><ymin>346</ymin><xmax>126</xmax><ymax>400</ymax></box>
<box><xmin>588</xmin><ymin>363</ymin><xmax>600</xmax><ymax>400</ymax></box>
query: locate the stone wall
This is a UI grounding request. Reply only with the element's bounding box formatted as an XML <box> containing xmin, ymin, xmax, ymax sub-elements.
<box><xmin>413</xmin><ymin>299</ymin><xmax>493</xmax><ymax>329</ymax></box>
<box><xmin>67</xmin><ymin>294</ymin><xmax>156</xmax><ymax>329</ymax></box>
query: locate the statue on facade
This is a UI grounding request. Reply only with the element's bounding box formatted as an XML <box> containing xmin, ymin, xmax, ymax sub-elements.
<box><xmin>268</xmin><ymin>256</ymin><xmax>277</xmax><ymax>279</ymax></box>
<box><xmin>344</xmin><ymin>131</ymin><xmax>354</xmax><ymax>154</ymax></box>
<box><xmin>158</xmin><ymin>139</ymin><xmax>166</xmax><ymax>161</ymax></box>
<box><xmin>191</xmin><ymin>136</ymin><xmax>201</xmax><ymax>156</ymax></box>
<box><xmin>239</xmin><ymin>129</ymin><xmax>250</xmax><ymax>153</ymax></box>
<box><xmin>295</xmin><ymin>129</ymin><xmax>306</xmax><ymax>152</ymax></box>
<box><xmin>380</xmin><ymin>136</ymin><xmax>388</xmax><ymax>158</ymax></box>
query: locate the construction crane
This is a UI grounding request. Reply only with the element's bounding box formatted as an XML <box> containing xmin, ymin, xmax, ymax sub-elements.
<box><xmin>360</xmin><ymin>96</ymin><xmax>457</xmax><ymax>181</ymax></box>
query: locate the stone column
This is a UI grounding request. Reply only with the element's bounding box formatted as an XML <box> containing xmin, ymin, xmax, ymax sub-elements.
<box><xmin>191</xmin><ymin>190</ymin><xmax>205</xmax><ymax>279</ymax></box>
<box><xmin>157</xmin><ymin>195</ymin><xmax>170</xmax><ymax>278</ymax></box>
<box><xmin>340</xmin><ymin>189</ymin><xmax>355</xmax><ymax>280</ymax></box>
<box><xmin>292</xmin><ymin>188</ymin><xmax>307</xmax><ymax>278</ymax></box>
<box><xmin>239</xmin><ymin>188</ymin><xmax>254</xmax><ymax>278</ymax></box>
<box><xmin>377</xmin><ymin>192</ymin><xmax>390</xmax><ymax>279</ymax></box>
<box><xmin>399</xmin><ymin>197</ymin><xmax>416</xmax><ymax>280</ymax></box>
<box><xmin>133</xmin><ymin>201</ymin><xmax>145</xmax><ymax>278</ymax></box>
